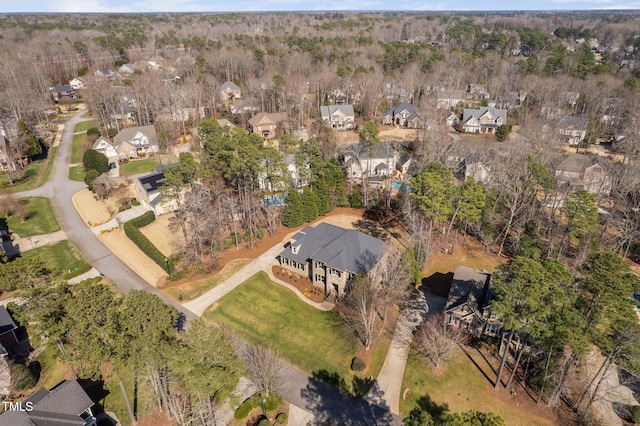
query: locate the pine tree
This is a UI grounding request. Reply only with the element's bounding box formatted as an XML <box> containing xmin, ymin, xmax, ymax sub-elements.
<box><xmin>301</xmin><ymin>187</ymin><xmax>319</xmax><ymax>223</ymax></box>
<box><xmin>350</xmin><ymin>185</ymin><xmax>362</xmax><ymax>208</ymax></box>
<box><xmin>315</xmin><ymin>181</ymin><xmax>331</xmax><ymax>215</ymax></box>
<box><xmin>282</xmin><ymin>191</ymin><xmax>303</xmax><ymax>227</ymax></box>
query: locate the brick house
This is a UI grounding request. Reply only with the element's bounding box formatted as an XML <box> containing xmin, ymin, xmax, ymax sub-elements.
<box><xmin>278</xmin><ymin>223</ymin><xmax>386</xmax><ymax>295</ymax></box>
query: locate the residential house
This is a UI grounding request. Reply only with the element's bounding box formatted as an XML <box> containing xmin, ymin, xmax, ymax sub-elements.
<box><xmin>113</xmin><ymin>125</ymin><xmax>159</xmax><ymax>158</ymax></box>
<box><xmin>460</xmin><ymin>107</ymin><xmax>507</xmax><ymax>134</ymax></box>
<box><xmin>0</xmin><ymin>134</ymin><xmax>16</xmax><ymax>172</ymax></box>
<box><xmin>342</xmin><ymin>142</ymin><xmax>399</xmax><ymax>178</ymax></box>
<box><xmin>69</xmin><ymin>77</ymin><xmax>85</xmax><ymax>90</ymax></box>
<box><xmin>248</xmin><ymin>112</ymin><xmax>288</xmax><ymax>139</ymax></box>
<box><xmin>0</xmin><ymin>306</ymin><xmax>19</xmax><ymax>357</ymax></box>
<box><xmin>396</xmin><ymin>153</ymin><xmax>415</xmax><ymax>175</ymax></box>
<box><xmin>119</xmin><ymin>63</ymin><xmax>135</xmax><ymax>75</ymax></box>
<box><xmin>444</xmin><ymin>266</ymin><xmax>501</xmax><ymax>337</ymax></box>
<box><xmin>49</xmin><ymin>85</ymin><xmax>76</xmax><ymax>102</ymax></box>
<box><xmin>133</xmin><ymin>167</ymin><xmax>178</xmax><ymax>215</ymax></box>
<box><xmin>0</xmin><ymin>379</ymin><xmax>97</xmax><ymax>426</ymax></box>
<box><xmin>436</xmin><ymin>87</ymin><xmax>465</xmax><ymax>109</ymax></box>
<box><xmin>556</xmin><ymin>115</ymin><xmax>589</xmax><ymax>144</ymax></box>
<box><xmin>384</xmin><ymin>83</ymin><xmax>413</xmax><ymax>102</ymax></box>
<box><xmin>278</xmin><ymin>223</ymin><xmax>387</xmax><ymax>295</ymax></box>
<box><xmin>320</xmin><ymin>105</ymin><xmax>355</xmax><ymax>131</ymax></box>
<box><xmin>230</xmin><ymin>101</ymin><xmax>258</xmax><ymax>115</ymax></box>
<box><xmin>446</xmin><ymin>111</ymin><xmax>458</xmax><ymax>127</ymax></box>
<box><xmin>220</xmin><ymin>81</ymin><xmax>242</xmax><ymax>101</ymax></box>
<box><xmin>382</xmin><ymin>102</ymin><xmax>422</xmax><ymax>129</ymax></box>
<box><xmin>93</xmin><ymin>68</ymin><xmax>114</xmax><ymax>80</ymax></box>
<box><xmin>258</xmin><ymin>153</ymin><xmax>310</xmax><ymax>192</ymax></box>
<box><xmin>554</xmin><ymin>153</ymin><xmax>615</xmax><ymax>196</ymax></box>
<box><xmin>465</xmin><ymin>84</ymin><xmax>490</xmax><ymax>102</ymax></box>
<box><xmin>91</xmin><ymin>136</ymin><xmax>118</xmax><ymax>160</ymax></box>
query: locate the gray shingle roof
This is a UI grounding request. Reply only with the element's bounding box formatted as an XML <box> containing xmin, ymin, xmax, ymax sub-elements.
<box><xmin>462</xmin><ymin>107</ymin><xmax>507</xmax><ymax>127</ymax></box>
<box><xmin>320</xmin><ymin>105</ymin><xmax>355</xmax><ymax>119</ymax></box>
<box><xmin>0</xmin><ymin>379</ymin><xmax>94</xmax><ymax>425</ymax></box>
<box><xmin>0</xmin><ymin>306</ymin><xmax>17</xmax><ymax>336</ymax></box>
<box><xmin>113</xmin><ymin>125</ymin><xmax>158</xmax><ymax>148</ymax></box>
<box><xmin>382</xmin><ymin>102</ymin><xmax>420</xmax><ymax>121</ymax></box>
<box><xmin>444</xmin><ymin>266</ymin><xmax>491</xmax><ymax>313</ymax></box>
<box><xmin>138</xmin><ymin>172</ymin><xmax>165</xmax><ymax>195</ymax></box>
<box><xmin>279</xmin><ymin>223</ymin><xmax>386</xmax><ymax>274</ymax></box>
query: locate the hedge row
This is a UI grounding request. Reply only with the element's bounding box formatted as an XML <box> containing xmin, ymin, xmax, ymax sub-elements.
<box><xmin>234</xmin><ymin>392</ymin><xmax>283</xmax><ymax>420</ymax></box>
<box><xmin>124</xmin><ymin>211</ymin><xmax>171</xmax><ymax>273</ymax></box>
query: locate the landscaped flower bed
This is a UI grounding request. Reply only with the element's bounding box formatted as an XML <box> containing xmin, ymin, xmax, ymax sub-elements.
<box><xmin>272</xmin><ymin>266</ymin><xmax>325</xmax><ymax>303</ymax></box>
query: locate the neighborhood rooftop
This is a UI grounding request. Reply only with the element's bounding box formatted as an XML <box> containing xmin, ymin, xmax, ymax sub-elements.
<box><xmin>444</xmin><ymin>266</ymin><xmax>492</xmax><ymax>313</ymax></box>
<box><xmin>279</xmin><ymin>223</ymin><xmax>386</xmax><ymax>274</ymax></box>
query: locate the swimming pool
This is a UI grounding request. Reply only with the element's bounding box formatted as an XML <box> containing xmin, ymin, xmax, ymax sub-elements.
<box><xmin>390</xmin><ymin>182</ymin><xmax>412</xmax><ymax>192</ymax></box>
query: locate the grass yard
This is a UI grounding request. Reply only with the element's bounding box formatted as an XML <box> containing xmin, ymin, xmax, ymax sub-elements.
<box><xmin>164</xmin><ymin>258</ymin><xmax>251</xmax><ymax>302</ymax></box>
<box><xmin>70</xmin><ymin>133</ymin><xmax>86</xmax><ymax>164</ymax></box>
<box><xmin>38</xmin><ymin>146</ymin><xmax>58</xmax><ymax>186</ymax></box>
<box><xmin>1</xmin><ymin>197</ymin><xmax>60</xmax><ymax>237</ymax></box>
<box><xmin>0</xmin><ymin>159</ymin><xmax>45</xmax><ymax>193</ymax></box>
<box><xmin>68</xmin><ymin>165</ymin><xmax>86</xmax><ymax>182</ymax></box>
<box><xmin>400</xmin><ymin>348</ymin><xmax>557</xmax><ymax>426</ymax></box>
<box><xmin>36</xmin><ymin>341</ymin><xmax>73</xmax><ymax>389</ymax></box>
<box><xmin>21</xmin><ymin>240</ymin><xmax>91</xmax><ymax>279</ymax></box>
<box><xmin>204</xmin><ymin>271</ymin><xmax>390</xmax><ymax>396</ymax></box>
<box><xmin>119</xmin><ymin>156</ymin><xmax>160</xmax><ymax>175</ymax></box>
<box><xmin>74</xmin><ymin>120</ymin><xmax>96</xmax><ymax>133</ymax></box>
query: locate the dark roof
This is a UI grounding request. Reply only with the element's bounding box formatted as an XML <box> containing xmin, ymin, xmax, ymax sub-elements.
<box><xmin>0</xmin><ymin>306</ymin><xmax>17</xmax><ymax>336</ymax></box>
<box><xmin>279</xmin><ymin>223</ymin><xmax>386</xmax><ymax>274</ymax></box>
<box><xmin>50</xmin><ymin>86</ymin><xmax>73</xmax><ymax>93</ymax></box>
<box><xmin>0</xmin><ymin>379</ymin><xmax>94</xmax><ymax>426</ymax></box>
<box><xmin>382</xmin><ymin>102</ymin><xmax>419</xmax><ymax>119</ymax></box>
<box><xmin>138</xmin><ymin>172</ymin><xmax>165</xmax><ymax>195</ymax></box>
<box><xmin>556</xmin><ymin>115</ymin><xmax>589</xmax><ymax>131</ymax></box>
<box><xmin>555</xmin><ymin>153</ymin><xmax>612</xmax><ymax>174</ymax></box>
<box><xmin>444</xmin><ymin>266</ymin><xmax>491</xmax><ymax>313</ymax></box>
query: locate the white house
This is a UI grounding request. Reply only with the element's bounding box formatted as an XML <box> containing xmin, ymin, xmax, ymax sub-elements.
<box><xmin>91</xmin><ymin>136</ymin><xmax>118</xmax><ymax>159</ymax></box>
<box><xmin>69</xmin><ymin>77</ymin><xmax>85</xmax><ymax>90</ymax></box>
<box><xmin>342</xmin><ymin>142</ymin><xmax>399</xmax><ymax>178</ymax></box>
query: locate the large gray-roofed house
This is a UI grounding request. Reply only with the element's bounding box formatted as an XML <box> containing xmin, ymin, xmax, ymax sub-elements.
<box><xmin>133</xmin><ymin>166</ymin><xmax>179</xmax><ymax>215</ymax></box>
<box><xmin>0</xmin><ymin>379</ymin><xmax>97</xmax><ymax>425</ymax></box>
<box><xmin>320</xmin><ymin>105</ymin><xmax>355</xmax><ymax>130</ymax></box>
<box><xmin>113</xmin><ymin>125</ymin><xmax>159</xmax><ymax>157</ymax></box>
<box><xmin>278</xmin><ymin>223</ymin><xmax>386</xmax><ymax>295</ymax></box>
<box><xmin>444</xmin><ymin>266</ymin><xmax>501</xmax><ymax>337</ymax></box>
<box><xmin>382</xmin><ymin>102</ymin><xmax>421</xmax><ymax>129</ymax></box>
<box><xmin>461</xmin><ymin>107</ymin><xmax>507</xmax><ymax>134</ymax></box>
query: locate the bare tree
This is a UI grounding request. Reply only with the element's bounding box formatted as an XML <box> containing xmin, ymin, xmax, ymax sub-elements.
<box><xmin>243</xmin><ymin>345</ymin><xmax>286</xmax><ymax>397</ymax></box>
<box><xmin>368</xmin><ymin>248</ymin><xmax>411</xmax><ymax>322</ymax></box>
<box><xmin>0</xmin><ymin>193</ymin><xmax>17</xmax><ymax>218</ymax></box>
<box><xmin>335</xmin><ymin>275</ymin><xmax>383</xmax><ymax>351</ymax></box>
<box><xmin>413</xmin><ymin>313</ymin><xmax>469</xmax><ymax>368</ymax></box>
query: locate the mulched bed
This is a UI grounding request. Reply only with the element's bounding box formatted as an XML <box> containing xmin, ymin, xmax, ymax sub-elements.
<box><xmin>272</xmin><ymin>265</ymin><xmax>326</xmax><ymax>304</ymax></box>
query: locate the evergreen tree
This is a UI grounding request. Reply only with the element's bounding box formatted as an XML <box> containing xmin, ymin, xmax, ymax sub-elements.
<box><xmin>282</xmin><ymin>191</ymin><xmax>303</xmax><ymax>227</ymax></box>
<box><xmin>17</xmin><ymin>120</ymin><xmax>43</xmax><ymax>158</ymax></box>
<box><xmin>315</xmin><ymin>180</ymin><xmax>331</xmax><ymax>215</ymax></box>
<box><xmin>301</xmin><ymin>186</ymin><xmax>319</xmax><ymax>223</ymax></box>
<box><xmin>350</xmin><ymin>185</ymin><xmax>362</xmax><ymax>208</ymax></box>
<box><xmin>83</xmin><ymin>149</ymin><xmax>109</xmax><ymax>174</ymax></box>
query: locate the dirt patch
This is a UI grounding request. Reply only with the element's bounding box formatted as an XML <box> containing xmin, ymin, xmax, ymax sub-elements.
<box><xmin>140</xmin><ymin>214</ymin><xmax>178</xmax><ymax>257</ymax></box>
<box><xmin>272</xmin><ymin>265</ymin><xmax>324</xmax><ymax>303</ymax></box>
<box><xmin>98</xmin><ymin>228</ymin><xmax>167</xmax><ymax>287</ymax></box>
<box><xmin>380</xmin><ymin>127</ymin><xmax>420</xmax><ymax>142</ymax></box>
<box><xmin>102</xmin><ymin>182</ymin><xmax>136</xmax><ymax>215</ymax></box>
<box><xmin>72</xmin><ymin>189</ymin><xmax>111</xmax><ymax>225</ymax></box>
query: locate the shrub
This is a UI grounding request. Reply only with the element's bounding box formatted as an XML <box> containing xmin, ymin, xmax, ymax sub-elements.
<box><xmin>276</xmin><ymin>412</ymin><xmax>287</xmax><ymax>424</ymax></box>
<box><xmin>83</xmin><ymin>149</ymin><xmax>109</xmax><ymax>174</ymax></box>
<box><xmin>265</xmin><ymin>392</ymin><xmax>282</xmax><ymax>411</ymax></box>
<box><xmin>131</xmin><ymin>199</ymin><xmax>140</xmax><ymax>206</ymax></box>
<box><xmin>631</xmin><ymin>405</ymin><xmax>640</xmax><ymax>424</ymax></box>
<box><xmin>234</xmin><ymin>394</ymin><xmax>260</xmax><ymax>420</ymax></box>
<box><xmin>86</xmin><ymin>127</ymin><xmax>101</xmax><ymax>137</ymax></box>
<box><xmin>351</xmin><ymin>357</ymin><xmax>366</xmax><ymax>372</ymax></box>
<box><xmin>124</xmin><ymin>211</ymin><xmax>173</xmax><ymax>273</ymax></box>
<box><xmin>11</xmin><ymin>363</ymin><xmax>37</xmax><ymax>391</ymax></box>
<box><xmin>257</xmin><ymin>419</ymin><xmax>271</xmax><ymax>426</ymax></box>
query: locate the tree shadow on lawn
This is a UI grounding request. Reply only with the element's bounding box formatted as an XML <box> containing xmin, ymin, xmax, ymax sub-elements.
<box><xmin>301</xmin><ymin>370</ymin><xmax>398</xmax><ymax>425</ymax></box>
<box><xmin>459</xmin><ymin>345</ymin><xmax>496</xmax><ymax>388</ymax></box>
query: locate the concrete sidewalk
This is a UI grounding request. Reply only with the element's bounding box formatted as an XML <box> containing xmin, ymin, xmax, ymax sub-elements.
<box><xmin>2</xmin><ymin>230</ymin><xmax>68</xmax><ymax>257</ymax></box>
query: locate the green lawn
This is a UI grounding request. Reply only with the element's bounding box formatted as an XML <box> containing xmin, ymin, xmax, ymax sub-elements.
<box><xmin>204</xmin><ymin>271</ymin><xmax>390</xmax><ymax>396</ymax></box>
<box><xmin>400</xmin><ymin>348</ymin><xmax>556</xmax><ymax>426</ymax></box>
<box><xmin>1</xmin><ymin>197</ymin><xmax>60</xmax><ymax>237</ymax></box>
<box><xmin>74</xmin><ymin>120</ymin><xmax>96</xmax><ymax>133</ymax></box>
<box><xmin>68</xmin><ymin>165</ymin><xmax>85</xmax><ymax>182</ymax></box>
<box><xmin>164</xmin><ymin>258</ymin><xmax>251</xmax><ymax>302</ymax></box>
<box><xmin>0</xmin><ymin>159</ymin><xmax>45</xmax><ymax>192</ymax></box>
<box><xmin>36</xmin><ymin>341</ymin><xmax>73</xmax><ymax>389</ymax></box>
<box><xmin>21</xmin><ymin>240</ymin><xmax>91</xmax><ymax>279</ymax></box>
<box><xmin>38</xmin><ymin>146</ymin><xmax>58</xmax><ymax>186</ymax></box>
<box><xmin>119</xmin><ymin>156</ymin><xmax>160</xmax><ymax>175</ymax></box>
<box><xmin>70</xmin><ymin>133</ymin><xmax>85</xmax><ymax>164</ymax></box>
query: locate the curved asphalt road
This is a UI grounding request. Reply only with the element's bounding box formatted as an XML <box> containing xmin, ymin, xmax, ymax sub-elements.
<box><xmin>17</xmin><ymin>111</ymin><xmax>402</xmax><ymax>425</ymax></box>
<box><xmin>20</xmin><ymin>111</ymin><xmax>197</xmax><ymax>321</ymax></box>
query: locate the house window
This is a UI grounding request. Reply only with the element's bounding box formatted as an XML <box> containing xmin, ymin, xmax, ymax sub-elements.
<box><xmin>485</xmin><ymin>323</ymin><xmax>501</xmax><ymax>336</ymax></box>
<box><xmin>315</xmin><ymin>274</ymin><xmax>324</xmax><ymax>282</ymax></box>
